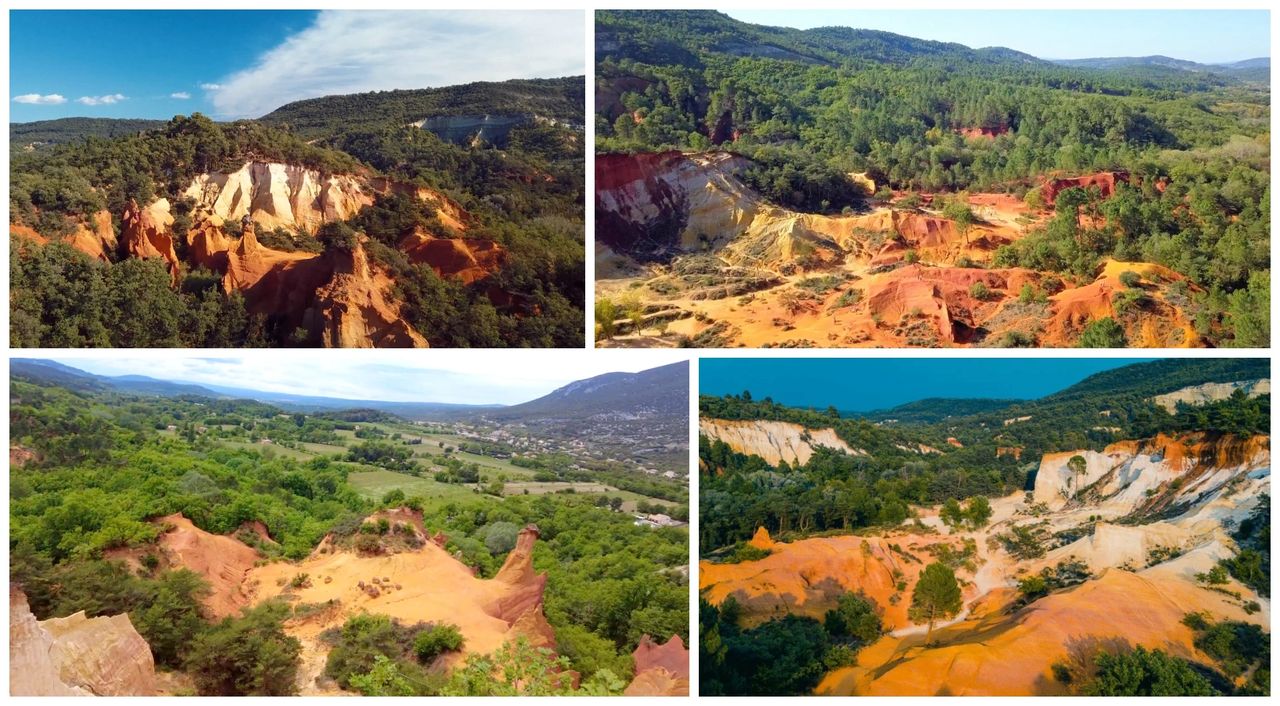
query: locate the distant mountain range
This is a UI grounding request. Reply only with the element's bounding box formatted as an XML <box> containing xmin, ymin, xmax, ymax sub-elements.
<box><xmin>1054</xmin><ymin>55</ymin><xmax>1269</xmax><ymax>81</ymax></box>
<box><xmin>11</xmin><ymin>77</ymin><xmax>586</xmax><ymax>150</ymax></box>
<box><xmin>10</xmin><ymin>358</ymin><xmax>687</xmax><ymax>429</ymax></box>
<box><xmin>859</xmin><ymin>359</ymin><xmax>1270</xmax><ymax>428</ymax></box>
<box><xmin>598</xmin><ymin>10</ymin><xmax>1267</xmax><ymax>85</ymax></box>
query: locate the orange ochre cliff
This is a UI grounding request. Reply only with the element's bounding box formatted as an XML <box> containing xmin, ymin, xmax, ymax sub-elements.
<box><xmin>9</xmin><ymin>512</ymin><xmax>584</xmax><ymax>695</ymax></box>
<box><xmin>699</xmin><ymin>431</ymin><xmax>1270</xmax><ymax>695</ymax></box>
<box><xmin>11</xmin><ymin>161</ymin><xmax>511</xmax><ymax>348</ymax></box>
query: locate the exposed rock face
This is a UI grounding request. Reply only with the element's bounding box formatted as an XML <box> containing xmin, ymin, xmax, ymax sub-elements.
<box><xmin>596</xmin><ymin>151</ymin><xmax>755</xmax><ymax>260</ymax></box>
<box><xmin>701</xmin><ymin>531</ymin><xmax>974</xmax><ymax>630</ymax></box>
<box><xmin>67</xmin><ymin>210</ymin><xmax>117</xmax><ymax>262</ymax></box>
<box><xmin>183</xmin><ymin>161</ymin><xmax>466</xmax><ymax>235</ymax></box>
<box><xmin>1044</xmin><ymin>260</ymin><xmax>1201</xmax><ymax>348</ymax></box>
<box><xmin>187</xmin><ymin>219</ymin><xmax>428</xmax><ymax>349</ymax></box>
<box><xmin>155</xmin><ymin>513</ymin><xmax>260</xmax><ymax>619</ymax></box>
<box><xmin>236</xmin><ymin>513</ymin><xmax>557</xmax><ymax>693</ymax></box>
<box><xmin>120</xmin><ymin>199</ymin><xmax>180</xmax><ymax>282</ymax></box>
<box><xmin>489</xmin><ymin>525</ymin><xmax>555</xmax><ymax>646</ymax></box>
<box><xmin>1033</xmin><ymin>432</ymin><xmax>1269</xmax><ymax>513</ymax></box>
<box><xmin>10</xmin><ymin>588</ymin><xmax>157</xmax><ymax>696</ymax></box>
<box><xmin>413</xmin><ymin>114</ymin><xmax>530</xmax><ymax>145</ymax></box>
<box><xmin>399</xmin><ymin>230</ymin><xmax>507</xmax><ymax>285</ymax></box>
<box><xmin>1041</xmin><ymin>171</ymin><xmax>1128</xmax><ymax>207</ymax></box>
<box><xmin>184</xmin><ymin>162</ymin><xmax>371</xmax><ymax>233</ymax></box>
<box><xmin>700</xmin><ymin>418</ymin><xmax>861</xmax><ymax>467</ymax></box>
<box><xmin>1152</xmin><ymin>378</ymin><xmax>1270</xmax><ymax>413</ymax></box>
<box><xmin>818</xmin><ymin>568</ymin><xmax>1264</xmax><ymax>696</ymax></box>
<box><xmin>307</xmin><ymin>244</ymin><xmax>429</xmax><ymax>348</ymax></box>
<box><xmin>624</xmin><ymin>634</ymin><xmax>690</xmax><ymax>696</ymax></box>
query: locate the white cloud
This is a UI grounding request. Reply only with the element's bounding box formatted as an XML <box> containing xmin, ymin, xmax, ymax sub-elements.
<box><xmin>12</xmin><ymin>93</ymin><xmax>66</xmax><ymax>105</ymax></box>
<box><xmin>171</xmin><ymin>91</ymin><xmax>191</xmax><ymax>99</ymax></box>
<box><xmin>76</xmin><ymin>93</ymin><xmax>127</xmax><ymax>106</ymax></box>
<box><xmin>199</xmin><ymin>82</ymin><xmax>222</xmax><ymax>90</ymax></box>
<box><xmin>208</xmin><ymin>10</ymin><xmax>584</xmax><ymax>118</ymax></box>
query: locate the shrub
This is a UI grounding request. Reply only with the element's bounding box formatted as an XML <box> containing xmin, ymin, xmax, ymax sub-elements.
<box><xmin>1078</xmin><ymin>317</ymin><xmax>1127</xmax><ymax>348</ymax></box>
<box><xmin>968</xmin><ymin>281</ymin><xmax>991</xmax><ymax>301</ymax></box>
<box><xmin>1118</xmin><ymin>270</ymin><xmax>1142</xmax><ymax>288</ymax></box>
<box><xmin>185</xmin><ymin>602</ymin><xmax>301</xmax><ymax>696</ymax></box>
<box><xmin>413</xmin><ymin>623</ymin><xmax>465</xmax><ymax>663</ymax></box>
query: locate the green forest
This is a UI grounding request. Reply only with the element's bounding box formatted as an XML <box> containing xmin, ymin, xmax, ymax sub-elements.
<box><xmin>595</xmin><ymin>10</ymin><xmax>1269</xmax><ymax>346</ymax></box>
<box><xmin>699</xmin><ymin>359</ymin><xmax>1269</xmax><ymax>553</ymax></box>
<box><xmin>11</xmin><ymin>76</ymin><xmax>586</xmax><ymax>348</ymax></box>
<box><xmin>9</xmin><ymin>373</ymin><xmax>686</xmax><ymax>696</ymax></box>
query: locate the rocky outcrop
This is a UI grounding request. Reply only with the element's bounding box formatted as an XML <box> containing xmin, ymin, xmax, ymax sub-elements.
<box><xmin>818</xmin><ymin>568</ymin><xmax>1265</xmax><ymax>696</ymax></box>
<box><xmin>1033</xmin><ymin>432</ymin><xmax>1269</xmax><ymax>514</ymax></box>
<box><xmin>307</xmin><ymin>243</ymin><xmax>429</xmax><ymax>348</ymax></box>
<box><xmin>242</xmin><ymin>514</ymin><xmax>557</xmax><ymax>692</ymax></box>
<box><xmin>413</xmin><ymin>114</ymin><xmax>530</xmax><ymax>146</ymax></box>
<box><xmin>399</xmin><ymin>230</ymin><xmax>507</xmax><ymax>285</ymax></box>
<box><xmin>1152</xmin><ymin>379</ymin><xmax>1270</xmax><ymax>413</ymax></box>
<box><xmin>596</xmin><ymin>151</ymin><xmax>757</xmax><ymax>260</ymax></box>
<box><xmin>10</xmin><ymin>588</ymin><xmax>156</xmax><ymax>696</ymax></box>
<box><xmin>624</xmin><ymin>635</ymin><xmax>690</xmax><ymax>696</ymax></box>
<box><xmin>183</xmin><ymin>161</ymin><xmax>465</xmax><ymax>235</ymax></box>
<box><xmin>489</xmin><ymin>525</ymin><xmax>552</xmax><ymax>643</ymax></box>
<box><xmin>701</xmin><ymin>531</ymin><xmax>974</xmax><ymax>630</ymax></box>
<box><xmin>184</xmin><ymin>162</ymin><xmax>370</xmax><ymax>233</ymax></box>
<box><xmin>67</xmin><ymin>210</ymin><xmax>117</xmax><ymax>262</ymax></box>
<box><xmin>1044</xmin><ymin>260</ymin><xmax>1200</xmax><ymax>348</ymax></box>
<box><xmin>1041</xmin><ymin>172</ymin><xmax>1128</xmax><ymax>207</ymax></box>
<box><xmin>120</xmin><ymin>199</ymin><xmax>179</xmax><ymax>282</ymax></box>
<box><xmin>700</xmin><ymin>418</ymin><xmax>861</xmax><ymax>467</ymax></box>
<box><xmin>155</xmin><ymin>513</ymin><xmax>260</xmax><ymax>619</ymax></box>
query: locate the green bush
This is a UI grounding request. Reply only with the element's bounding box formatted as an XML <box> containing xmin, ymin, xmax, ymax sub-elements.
<box><xmin>413</xmin><ymin>623</ymin><xmax>465</xmax><ymax>662</ymax></box>
<box><xmin>185</xmin><ymin>602</ymin><xmax>301</xmax><ymax>696</ymax></box>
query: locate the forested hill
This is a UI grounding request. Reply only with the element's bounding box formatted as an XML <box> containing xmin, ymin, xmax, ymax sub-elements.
<box><xmin>597</xmin><ymin>10</ymin><xmax>1269</xmax><ymax>348</ymax></box>
<box><xmin>702</xmin><ymin>358</ymin><xmax>1270</xmax><ymax>462</ymax></box>
<box><xmin>258</xmin><ymin>77</ymin><xmax>586</xmax><ymax>138</ymax></box>
<box><xmin>10</xmin><ymin>117</ymin><xmax>168</xmax><ymax>151</ymax></box>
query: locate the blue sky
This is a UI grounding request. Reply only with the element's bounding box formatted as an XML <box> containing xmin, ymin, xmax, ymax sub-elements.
<box><xmin>10</xmin><ymin>10</ymin><xmax>584</xmax><ymax>122</ymax></box>
<box><xmin>700</xmin><ymin>358</ymin><xmax>1154</xmax><ymax>412</ymax></box>
<box><xmin>726</xmin><ymin>10</ymin><xmax>1270</xmax><ymax>64</ymax></box>
<box><xmin>49</xmin><ymin>351</ymin><xmax>685</xmax><ymax>406</ymax></box>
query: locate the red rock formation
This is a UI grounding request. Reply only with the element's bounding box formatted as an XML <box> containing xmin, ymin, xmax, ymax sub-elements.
<box><xmin>491</xmin><ymin>525</ymin><xmax>548</xmax><ymax>619</ymax></box>
<box><xmin>121</xmin><ymin>199</ymin><xmax>180</xmax><ymax>282</ymax></box>
<box><xmin>308</xmin><ymin>243</ymin><xmax>429</xmax><ymax>348</ymax></box>
<box><xmin>155</xmin><ymin>513</ymin><xmax>259</xmax><ymax>619</ymax></box>
<box><xmin>9</xmin><ymin>445</ymin><xmax>38</xmax><ymax>468</ymax></box>
<box><xmin>431</xmin><ymin>531</ymin><xmax>448</xmax><ymax>548</ymax></box>
<box><xmin>996</xmin><ymin>446</ymin><xmax>1024</xmax><ymax>461</ymax></box>
<box><xmin>624</xmin><ymin>634</ymin><xmax>690</xmax><ymax>696</ymax></box>
<box><xmin>9</xmin><ymin>588</ymin><xmax>157</xmax><ymax>696</ymax></box>
<box><xmin>399</xmin><ymin>230</ymin><xmax>507</xmax><ymax>285</ymax></box>
<box><xmin>1041</xmin><ymin>172</ymin><xmax>1128</xmax><ymax>207</ymax></box>
<box><xmin>955</xmin><ymin>125</ymin><xmax>1009</xmax><ymax>140</ymax></box>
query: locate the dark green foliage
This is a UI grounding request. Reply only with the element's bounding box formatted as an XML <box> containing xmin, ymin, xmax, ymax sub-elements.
<box><xmin>823</xmin><ymin>592</ymin><xmax>881</xmax><ymax>647</ymax></box>
<box><xmin>346</xmin><ymin>440</ymin><xmax>417</xmax><ymax>472</ymax></box>
<box><xmin>908</xmin><ymin>563</ymin><xmax>962</xmax><ymax>639</ymax></box>
<box><xmin>699</xmin><ymin>599</ymin><xmax>834</xmax><ymax>695</ymax></box>
<box><xmin>11</xmin><ymin>243</ymin><xmax>254</xmax><ymax>348</ymax></box>
<box><xmin>132</xmin><ymin>569</ymin><xmax>211</xmax><ymax>668</ymax></box>
<box><xmin>413</xmin><ymin>623</ymin><xmax>465</xmax><ymax>662</ymax></box>
<box><xmin>185</xmin><ymin>602</ymin><xmax>302</xmax><ymax>696</ymax></box>
<box><xmin>1078</xmin><ymin>317</ymin><xmax>1127</xmax><ymax>348</ymax></box>
<box><xmin>323</xmin><ymin>614</ymin><xmax>430</xmax><ymax>693</ymax></box>
<box><xmin>1080</xmin><ymin>647</ymin><xmax>1217</xmax><ymax>696</ymax></box>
